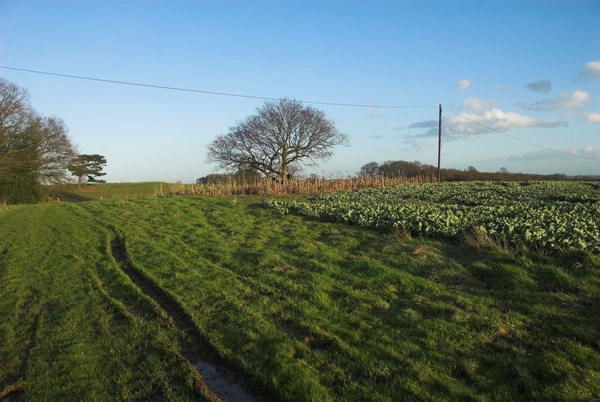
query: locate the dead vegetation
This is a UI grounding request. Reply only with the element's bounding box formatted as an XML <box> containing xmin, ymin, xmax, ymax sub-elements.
<box><xmin>159</xmin><ymin>175</ymin><xmax>432</xmax><ymax>197</ymax></box>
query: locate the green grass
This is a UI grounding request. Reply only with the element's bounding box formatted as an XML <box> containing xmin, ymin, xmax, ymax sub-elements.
<box><xmin>1</xmin><ymin>195</ymin><xmax>599</xmax><ymax>400</ymax></box>
<box><xmin>0</xmin><ymin>204</ymin><xmax>209</xmax><ymax>400</ymax></box>
<box><xmin>48</xmin><ymin>182</ymin><xmax>167</xmax><ymax>202</ymax></box>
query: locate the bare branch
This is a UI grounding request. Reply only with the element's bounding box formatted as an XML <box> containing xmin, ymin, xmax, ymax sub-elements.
<box><xmin>1</xmin><ymin>79</ymin><xmax>76</xmax><ymax>192</ymax></box>
<box><xmin>207</xmin><ymin>99</ymin><xmax>348</xmax><ymax>182</ymax></box>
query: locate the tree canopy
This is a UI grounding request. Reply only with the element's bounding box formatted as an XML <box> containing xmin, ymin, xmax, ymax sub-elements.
<box><xmin>68</xmin><ymin>154</ymin><xmax>107</xmax><ymax>184</ymax></box>
<box><xmin>357</xmin><ymin>161</ymin><xmax>380</xmax><ymax>177</ymax></box>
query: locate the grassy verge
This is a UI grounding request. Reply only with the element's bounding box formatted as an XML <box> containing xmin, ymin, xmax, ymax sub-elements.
<box><xmin>69</xmin><ymin>196</ymin><xmax>600</xmax><ymax>401</ymax></box>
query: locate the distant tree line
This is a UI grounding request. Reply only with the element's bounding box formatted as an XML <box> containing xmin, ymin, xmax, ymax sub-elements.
<box><xmin>199</xmin><ymin>158</ymin><xmax>596</xmax><ymax>185</ymax></box>
<box><xmin>196</xmin><ymin>169</ymin><xmax>262</xmax><ymax>184</ymax></box>
<box><xmin>0</xmin><ymin>78</ymin><xmax>106</xmax><ymax>204</ymax></box>
<box><xmin>357</xmin><ymin>160</ymin><xmax>597</xmax><ymax>181</ymax></box>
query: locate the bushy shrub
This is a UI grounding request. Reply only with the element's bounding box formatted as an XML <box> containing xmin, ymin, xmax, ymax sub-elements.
<box><xmin>0</xmin><ymin>174</ymin><xmax>45</xmax><ymax>204</ymax></box>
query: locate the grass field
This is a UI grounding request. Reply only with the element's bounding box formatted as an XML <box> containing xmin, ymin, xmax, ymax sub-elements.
<box><xmin>0</xmin><ymin>203</ymin><xmax>211</xmax><ymax>400</ymax></box>
<box><xmin>48</xmin><ymin>182</ymin><xmax>166</xmax><ymax>202</ymax></box>
<box><xmin>1</xmin><ymin>184</ymin><xmax>599</xmax><ymax>400</ymax></box>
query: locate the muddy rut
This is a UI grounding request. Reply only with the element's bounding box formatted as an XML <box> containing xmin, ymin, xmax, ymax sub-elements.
<box><xmin>109</xmin><ymin>236</ymin><xmax>258</xmax><ymax>402</ymax></box>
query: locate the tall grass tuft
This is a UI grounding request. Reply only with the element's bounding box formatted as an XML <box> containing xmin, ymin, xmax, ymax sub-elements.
<box><xmin>158</xmin><ymin>176</ymin><xmax>432</xmax><ymax>197</ymax></box>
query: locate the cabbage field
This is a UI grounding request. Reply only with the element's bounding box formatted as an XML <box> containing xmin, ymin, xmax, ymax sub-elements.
<box><xmin>265</xmin><ymin>181</ymin><xmax>600</xmax><ymax>253</ymax></box>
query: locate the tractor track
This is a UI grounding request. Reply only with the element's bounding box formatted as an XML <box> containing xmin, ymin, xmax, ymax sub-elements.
<box><xmin>109</xmin><ymin>236</ymin><xmax>261</xmax><ymax>402</ymax></box>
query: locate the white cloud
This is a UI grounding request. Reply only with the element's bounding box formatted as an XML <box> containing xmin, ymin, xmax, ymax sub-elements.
<box><xmin>583</xmin><ymin>112</ymin><xmax>600</xmax><ymax>124</ymax></box>
<box><xmin>455</xmin><ymin>80</ymin><xmax>472</xmax><ymax>91</ymax></box>
<box><xmin>508</xmin><ymin>145</ymin><xmax>600</xmax><ymax>162</ymax></box>
<box><xmin>522</xmin><ymin>90</ymin><xmax>591</xmax><ymax>111</ymax></box>
<box><xmin>462</xmin><ymin>96</ymin><xmax>497</xmax><ymax>111</ymax></box>
<box><xmin>579</xmin><ymin>61</ymin><xmax>600</xmax><ymax>79</ymax></box>
<box><xmin>449</xmin><ymin>109</ymin><xmax>567</xmax><ymax>133</ymax></box>
<box><xmin>411</xmin><ymin>108</ymin><xmax>568</xmax><ymax>140</ymax></box>
<box><xmin>494</xmin><ymin>83</ymin><xmax>505</xmax><ymax>89</ymax></box>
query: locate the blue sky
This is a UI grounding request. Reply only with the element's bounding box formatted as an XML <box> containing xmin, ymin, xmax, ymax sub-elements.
<box><xmin>1</xmin><ymin>0</ymin><xmax>599</xmax><ymax>181</ymax></box>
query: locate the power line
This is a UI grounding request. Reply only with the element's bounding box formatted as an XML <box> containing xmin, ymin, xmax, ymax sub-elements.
<box><xmin>0</xmin><ymin>65</ymin><xmax>437</xmax><ymax>109</ymax></box>
<box><xmin>7</xmin><ymin>65</ymin><xmax>593</xmax><ymax>162</ymax></box>
<box><xmin>445</xmin><ymin>105</ymin><xmax>600</xmax><ymax>162</ymax></box>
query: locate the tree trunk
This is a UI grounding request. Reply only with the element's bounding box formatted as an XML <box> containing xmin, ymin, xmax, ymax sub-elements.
<box><xmin>281</xmin><ymin>164</ymin><xmax>288</xmax><ymax>184</ymax></box>
<box><xmin>281</xmin><ymin>149</ymin><xmax>288</xmax><ymax>184</ymax></box>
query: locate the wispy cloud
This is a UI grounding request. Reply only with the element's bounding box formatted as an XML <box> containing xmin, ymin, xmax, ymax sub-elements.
<box><xmin>524</xmin><ymin>79</ymin><xmax>552</xmax><ymax>94</ymax></box>
<box><xmin>403</xmin><ymin>138</ymin><xmax>432</xmax><ymax>153</ymax></box>
<box><xmin>410</xmin><ymin>108</ymin><xmax>567</xmax><ymax>140</ymax></box>
<box><xmin>521</xmin><ymin>90</ymin><xmax>591</xmax><ymax>111</ymax></box>
<box><xmin>462</xmin><ymin>96</ymin><xmax>497</xmax><ymax>111</ymax></box>
<box><xmin>494</xmin><ymin>83</ymin><xmax>505</xmax><ymax>89</ymax></box>
<box><xmin>366</xmin><ymin>107</ymin><xmax>382</xmax><ymax>119</ymax></box>
<box><xmin>507</xmin><ymin>145</ymin><xmax>599</xmax><ymax>162</ymax></box>
<box><xmin>583</xmin><ymin>112</ymin><xmax>600</xmax><ymax>124</ymax></box>
<box><xmin>408</xmin><ymin>119</ymin><xmax>437</xmax><ymax>129</ymax></box>
<box><xmin>455</xmin><ymin>79</ymin><xmax>472</xmax><ymax>91</ymax></box>
<box><xmin>369</xmin><ymin>134</ymin><xmax>384</xmax><ymax>139</ymax></box>
<box><xmin>578</xmin><ymin>61</ymin><xmax>600</xmax><ymax>79</ymax></box>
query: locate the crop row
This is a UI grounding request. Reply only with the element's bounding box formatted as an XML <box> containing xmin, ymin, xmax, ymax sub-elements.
<box><xmin>264</xmin><ymin>181</ymin><xmax>600</xmax><ymax>253</ymax></box>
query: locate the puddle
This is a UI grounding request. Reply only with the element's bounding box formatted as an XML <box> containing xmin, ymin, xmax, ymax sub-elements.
<box><xmin>195</xmin><ymin>362</ymin><xmax>254</xmax><ymax>402</ymax></box>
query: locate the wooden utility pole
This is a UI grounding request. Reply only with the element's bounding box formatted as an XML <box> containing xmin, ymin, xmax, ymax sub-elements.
<box><xmin>437</xmin><ymin>104</ymin><xmax>442</xmax><ymax>182</ymax></box>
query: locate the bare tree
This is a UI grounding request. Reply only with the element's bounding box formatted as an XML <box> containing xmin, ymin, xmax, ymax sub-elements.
<box><xmin>0</xmin><ymin>79</ymin><xmax>31</xmax><ymax>137</ymax></box>
<box><xmin>0</xmin><ymin>78</ymin><xmax>33</xmax><ymax>176</ymax></box>
<box><xmin>3</xmin><ymin>115</ymin><xmax>75</xmax><ymax>184</ymax></box>
<box><xmin>30</xmin><ymin>116</ymin><xmax>76</xmax><ymax>183</ymax></box>
<box><xmin>207</xmin><ymin>99</ymin><xmax>348</xmax><ymax>183</ymax></box>
<box><xmin>0</xmin><ymin>79</ymin><xmax>76</xmax><ymax>202</ymax></box>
